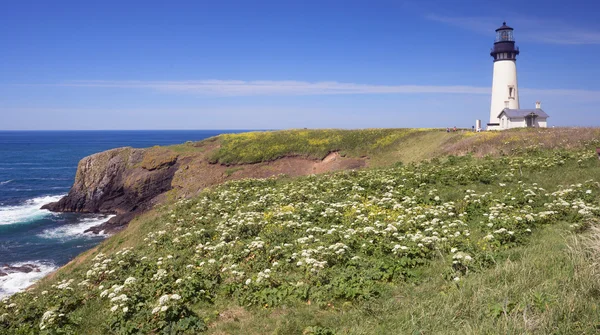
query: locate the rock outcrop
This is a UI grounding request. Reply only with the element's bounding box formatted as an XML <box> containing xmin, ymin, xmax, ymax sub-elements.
<box><xmin>42</xmin><ymin>147</ymin><xmax>179</xmax><ymax>233</ymax></box>
<box><xmin>0</xmin><ymin>264</ymin><xmax>41</xmax><ymax>277</ymax></box>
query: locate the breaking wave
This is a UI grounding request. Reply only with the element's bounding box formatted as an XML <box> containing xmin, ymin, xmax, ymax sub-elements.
<box><xmin>0</xmin><ymin>195</ymin><xmax>65</xmax><ymax>225</ymax></box>
<box><xmin>38</xmin><ymin>215</ymin><xmax>115</xmax><ymax>240</ymax></box>
<box><xmin>0</xmin><ymin>261</ymin><xmax>57</xmax><ymax>298</ymax></box>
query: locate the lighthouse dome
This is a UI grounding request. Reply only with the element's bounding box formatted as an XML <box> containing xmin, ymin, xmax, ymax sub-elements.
<box><xmin>495</xmin><ymin>22</ymin><xmax>514</xmax><ymax>31</ymax></box>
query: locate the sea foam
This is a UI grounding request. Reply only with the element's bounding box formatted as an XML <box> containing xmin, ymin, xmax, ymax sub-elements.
<box><xmin>0</xmin><ymin>261</ymin><xmax>57</xmax><ymax>298</ymax></box>
<box><xmin>38</xmin><ymin>215</ymin><xmax>115</xmax><ymax>240</ymax></box>
<box><xmin>0</xmin><ymin>194</ymin><xmax>65</xmax><ymax>225</ymax></box>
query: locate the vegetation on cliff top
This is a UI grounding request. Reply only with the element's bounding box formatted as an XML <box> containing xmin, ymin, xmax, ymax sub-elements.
<box><xmin>2</xmin><ymin>128</ymin><xmax>600</xmax><ymax>334</ymax></box>
<box><xmin>207</xmin><ymin>128</ymin><xmax>440</xmax><ymax>165</ymax></box>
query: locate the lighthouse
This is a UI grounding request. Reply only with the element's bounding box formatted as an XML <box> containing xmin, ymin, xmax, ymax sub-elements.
<box><xmin>488</xmin><ymin>22</ymin><xmax>520</xmax><ymax>130</ymax></box>
<box><xmin>486</xmin><ymin>22</ymin><xmax>548</xmax><ymax>130</ymax></box>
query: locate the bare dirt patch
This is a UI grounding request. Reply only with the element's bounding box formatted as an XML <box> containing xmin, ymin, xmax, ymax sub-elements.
<box><xmin>172</xmin><ymin>151</ymin><xmax>367</xmax><ymax>199</ymax></box>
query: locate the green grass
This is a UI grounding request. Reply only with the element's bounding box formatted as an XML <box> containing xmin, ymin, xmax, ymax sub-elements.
<box><xmin>4</xmin><ymin>129</ymin><xmax>600</xmax><ymax>334</ymax></box>
<box><xmin>209</xmin><ymin>222</ymin><xmax>600</xmax><ymax>335</ymax></box>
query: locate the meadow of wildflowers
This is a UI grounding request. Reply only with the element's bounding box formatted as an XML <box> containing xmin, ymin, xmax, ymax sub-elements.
<box><xmin>1</xmin><ymin>147</ymin><xmax>599</xmax><ymax>334</ymax></box>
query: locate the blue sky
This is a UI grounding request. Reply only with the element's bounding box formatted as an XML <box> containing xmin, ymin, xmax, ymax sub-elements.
<box><xmin>1</xmin><ymin>0</ymin><xmax>599</xmax><ymax>130</ymax></box>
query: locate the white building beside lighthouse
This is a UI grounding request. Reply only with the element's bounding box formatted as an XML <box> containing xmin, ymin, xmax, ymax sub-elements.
<box><xmin>487</xmin><ymin>22</ymin><xmax>549</xmax><ymax>130</ymax></box>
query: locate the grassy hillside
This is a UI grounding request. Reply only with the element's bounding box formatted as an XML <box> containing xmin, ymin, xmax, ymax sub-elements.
<box><xmin>2</xmin><ymin>128</ymin><xmax>600</xmax><ymax>334</ymax></box>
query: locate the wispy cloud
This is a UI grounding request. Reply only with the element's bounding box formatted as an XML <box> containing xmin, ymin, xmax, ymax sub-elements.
<box><xmin>425</xmin><ymin>14</ymin><xmax>600</xmax><ymax>45</ymax></box>
<box><xmin>50</xmin><ymin>80</ymin><xmax>600</xmax><ymax>100</ymax></box>
<box><xmin>56</xmin><ymin>80</ymin><xmax>491</xmax><ymax>96</ymax></box>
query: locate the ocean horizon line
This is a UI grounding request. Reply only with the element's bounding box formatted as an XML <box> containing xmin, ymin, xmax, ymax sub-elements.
<box><xmin>0</xmin><ymin>129</ymin><xmax>264</xmax><ymax>132</ymax></box>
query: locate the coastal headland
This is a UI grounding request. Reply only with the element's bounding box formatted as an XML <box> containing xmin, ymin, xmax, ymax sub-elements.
<box><xmin>3</xmin><ymin>127</ymin><xmax>600</xmax><ymax>334</ymax></box>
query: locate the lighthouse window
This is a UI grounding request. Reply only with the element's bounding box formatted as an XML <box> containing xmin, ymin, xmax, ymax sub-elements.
<box><xmin>495</xmin><ymin>30</ymin><xmax>514</xmax><ymax>42</ymax></box>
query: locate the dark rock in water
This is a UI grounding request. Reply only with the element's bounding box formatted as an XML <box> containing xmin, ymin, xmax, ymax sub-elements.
<box><xmin>2</xmin><ymin>264</ymin><xmax>40</xmax><ymax>274</ymax></box>
<box><xmin>42</xmin><ymin>147</ymin><xmax>179</xmax><ymax>234</ymax></box>
<box><xmin>84</xmin><ymin>211</ymin><xmax>140</xmax><ymax>234</ymax></box>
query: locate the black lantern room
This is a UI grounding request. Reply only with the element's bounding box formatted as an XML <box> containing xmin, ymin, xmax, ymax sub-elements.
<box><xmin>490</xmin><ymin>22</ymin><xmax>519</xmax><ymax>62</ymax></box>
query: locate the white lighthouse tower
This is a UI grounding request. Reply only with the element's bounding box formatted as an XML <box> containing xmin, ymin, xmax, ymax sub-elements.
<box><xmin>487</xmin><ymin>22</ymin><xmax>520</xmax><ymax>130</ymax></box>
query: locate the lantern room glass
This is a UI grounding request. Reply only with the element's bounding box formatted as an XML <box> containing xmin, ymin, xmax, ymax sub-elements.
<box><xmin>495</xmin><ymin>30</ymin><xmax>514</xmax><ymax>42</ymax></box>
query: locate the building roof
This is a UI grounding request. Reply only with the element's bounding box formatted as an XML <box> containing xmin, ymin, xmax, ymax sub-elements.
<box><xmin>498</xmin><ymin>108</ymin><xmax>549</xmax><ymax>119</ymax></box>
<box><xmin>496</xmin><ymin>22</ymin><xmax>513</xmax><ymax>31</ymax></box>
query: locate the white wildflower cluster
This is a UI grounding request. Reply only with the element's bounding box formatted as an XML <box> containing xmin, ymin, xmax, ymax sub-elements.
<box><xmin>151</xmin><ymin>294</ymin><xmax>182</xmax><ymax>314</ymax></box>
<box><xmin>86</xmin><ymin>252</ymin><xmax>114</xmax><ymax>279</ymax></box>
<box><xmin>152</xmin><ymin>269</ymin><xmax>167</xmax><ymax>281</ymax></box>
<box><xmin>124</xmin><ymin>277</ymin><xmax>136</xmax><ymax>285</ymax></box>
<box><xmin>98</xmin><ymin>280</ymin><xmax>133</xmax><ymax>314</ymax></box>
<box><xmin>452</xmin><ymin>252</ymin><xmax>473</xmax><ymax>264</ymax></box>
<box><xmin>255</xmin><ymin>269</ymin><xmax>271</xmax><ymax>283</ymax></box>
<box><xmin>53</xmin><ymin>279</ymin><xmax>75</xmax><ymax>291</ymax></box>
<box><xmin>2</xmin><ymin>298</ymin><xmax>17</xmax><ymax>311</ymax></box>
<box><xmin>392</xmin><ymin>244</ymin><xmax>409</xmax><ymax>253</ymax></box>
<box><xmin>39</xmin><ymin>310</ymin><xmax>63</xmax><ymax>330</ymax></box>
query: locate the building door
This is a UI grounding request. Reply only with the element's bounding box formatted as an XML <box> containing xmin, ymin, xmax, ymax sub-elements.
<box><xmin>526</xmin><ymin>115</ymin><xmax>536</xmax><ymax>127</ymax></box>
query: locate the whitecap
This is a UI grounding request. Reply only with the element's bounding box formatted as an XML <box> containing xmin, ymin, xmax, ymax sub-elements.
<box><xmin>0</xmin><ymin>180</ymin><xmax>13</xmax><ymax>186</ymax></box>
<box><xmin>0</xmin><ymin>194</ymin><xmax>65</xmax><ymax>225</ymax></box>
<box><xmin>0</xmin><ymin>261</ymin><xmax>57</xmax><ymax>298</ymax></box>
<box><xmin>38</xmin><ymin>215</ymin><xmax>115</xmax><ymax>240</ymax></box>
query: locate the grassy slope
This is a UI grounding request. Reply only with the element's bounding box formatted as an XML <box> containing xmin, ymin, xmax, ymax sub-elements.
<box><xmin>210</xmin><ymin>223</ymin><xmax>600</xmax><ymax>335</ymax></box>
<box><xmin>208</xmin><ymin>155</ymin><xmax>600</xmax><ymax>335</ymax></box>
<box><xmin>4</xmin><ymin>128</ymin><xmax>600</xmax><ymax>334</ymax></box>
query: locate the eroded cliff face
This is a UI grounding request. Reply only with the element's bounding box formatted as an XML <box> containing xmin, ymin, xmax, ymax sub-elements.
<box><xmin>42</xmin><ymin>147</ymin><xmax>179</xmax><ymax>233</ymax></box>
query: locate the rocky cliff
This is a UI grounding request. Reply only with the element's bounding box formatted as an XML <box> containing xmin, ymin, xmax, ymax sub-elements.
<box><xmin>42</xmin><ymin>146</ymin><xmax>179</xmax><ymax>233</ymax></box>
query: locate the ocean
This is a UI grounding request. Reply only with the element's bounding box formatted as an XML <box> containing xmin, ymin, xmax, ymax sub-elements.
<box><xmin>0</xmin><ymin>130</ymin><xmax>244</xmax><ymax>297</ymax></box>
